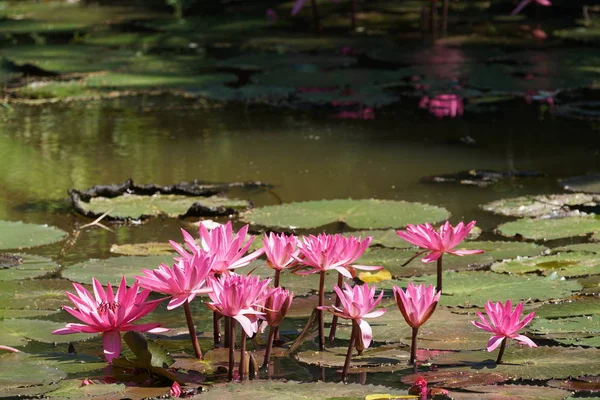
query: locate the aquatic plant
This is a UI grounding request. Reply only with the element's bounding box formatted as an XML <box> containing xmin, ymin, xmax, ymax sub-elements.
<box><xmin>52</xmin><ymin>277</ymin><xmax>168</xmax><ymax>362</ymax></box>
<box><xmin>135</xmin><ymin>253</ymin><xmax>214</xmax><ymax>359</ymax></box>
<box><xmin>396</xmin><ymin>221</ymin><xmax>483</xmax><ymax>292</ymax></box>
<box><xmin>263</xmin><ymin>232</ymin><xmax>299</xmax><ymax>288</ymax></box>
<box><xmin>261</xmin><ymin>287</ymin><xmax>294</xmax><ymax>368</ymax></box>
<box><xmin>294</xmin><ymin>234</ymin><xmax>381</xmax><ymax>350</ymax></box>
<box><xmin>419</xmin><ymin>94</ymin><xmax>464</xmax><ymax>119</ymax></box>
<box><xmin>318</xmin><ymin>283</ymin><xmax>386</xmax><ymax>381</ymax></box>
<box><xmin>393</xmin><ymin>282</ymin><xmax>441</xmax><ymax>364</ymax></box>
<box><xmin>471</xmin><ymin>300</ymin><xmax>537</xmax><ymax>364</ymax></box>
<box><xmin>205</xmin><ymin>273</ymin><xmax>271</xmax><ymax>381</ymax></box>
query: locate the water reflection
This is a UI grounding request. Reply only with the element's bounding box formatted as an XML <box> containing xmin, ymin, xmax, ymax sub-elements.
<box><xmin>419</xmin><ymin>94</ymin><xmax>464</xmax><ymax>118</ymax></box>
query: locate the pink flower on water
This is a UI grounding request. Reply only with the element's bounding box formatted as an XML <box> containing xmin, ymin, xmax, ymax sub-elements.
<box><xmin>52</xmin><ymin>277</ymin><xmax>168</xmax><ymax>362</ymax></box>
<box><xmin>471</xmin><ymin>300</ymin><xmax>537</xmax><ymax>352</ymax></box>
<box><xmin>419</xmin><ymin>94</ymin><xmax>464</xmax><ymax>119</ymax></box>
<box><xmin>511</xmin><ymin>0</ymin><xmax>551</xmax><ymax>15</ymax></box>
<box><xmin>318</xmin><ymin>283</ymin><xmax>386</xmax><ymax>348</ymax></box>
<box><xmin>294</xmin><ymin>234</ymin><xmax>381</xmax><ymax>278</ymax></box>
<box><xmin>169</xmin><ymin>381</ymin><xmax>182</xmax><ymax>398</ymax></box>
<box><xmin>81</xmin><ymin>379</ymin><xmax>94</xmax><ymax>386</ymax></box>
<box><xmin>262</xmin><ymin>287</ymin><xmax>294</xmax><ymax>330</ymax></box>
<box><xmin>170</xmin><ymin>221</ymin><xmax>264</xmax><ymax>275</ymax></box>
<box><xmin>394</xmin><ymin>282</ymin><xmax>440</xmax><ymax>329</ymax></box>
<box><xmin>136</xmin><ymin>253</ymin><xmax>214</xmax><ymax>310</ymax></box>
<box><xmin>205</xmin><ymin>274</ymin><xmax>271</xmax><ymax>337</ymax></box>
<box><xmin>263</xmin><ymin>232</ymin><xmax>299</xmax><ymax>271</ymax></box>
<box><xmin>396</xmin><ymin>221</ymin><xmax>483</xmax><ymax>263</ymax></box>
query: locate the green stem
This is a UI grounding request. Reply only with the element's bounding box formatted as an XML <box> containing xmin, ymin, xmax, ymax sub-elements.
<box><xmin>342</xmin><ymin>321</ymin><xmax>357</xmax><ymax>382</ymax></box>
<box><xmin>318</xmin><ymin>271</ymin><xmax>326</xmax><ymax>351</ymax></box>
<box><xmin>228</xmin><ymin>317</ymin><xmax>235</xmax><ymax>381</ymax></box>
<box><xmin>239</xmin><ymin>329</ymin><xmax>247</xmax><ymax>380</ymax></box>
<box><xmin>213</xmin><ymin>311</ymin><xmax>221</xmax><ymax>346</ymax></box>
<box><xmin>274</xmin><ymin>269</ymin><xmax>281</xmax><ymax>342</ymax></box>
<box><xmin>328</xmin><ymin>272</ymin><xmax>344</xmax><ymax>344</ymax></box>
<box><xmin>436</xmin><ymin>256</ymin><xmax>443</xmax><ymax>293</ymax></box>
<box><xmin>183</xmin><ymin>300</ymin><xmax>202</xmax><ymax>359</ymax></box>
<box><xmin>410</xmin><ymin>327</ymin><xmax>419</xmax><ymax>365</ymax></box>
<box><xmin>262</xmin><ymin>326</ymin><xmax>276</xmax><ymax>368</ymax></box>
<box><xmin>350</xmin><ymin>0</ymin><xmax>356</xmax><ymax>30</ymax></box>
<box><xmin>496</xmin><ymin>339</ymin><xmax>507</xmax><ymax>364</ymax></box>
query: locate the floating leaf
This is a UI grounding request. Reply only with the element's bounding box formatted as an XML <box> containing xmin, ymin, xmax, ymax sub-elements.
<box><xmin>0</xmin><ymin>309</ymin><xmax>59</xmax><ymax>319</ymax></box>
<box><xmin>0</xmin><ymin>253</ymin><xmax>59</xmax><ymax>281</ymax></box>
<box><xmin>448</xmin><ymin>385</ymin><xmax>570</xmax><ymax>400</ymax></box>
<box><xmin>560</xmin><ymin>174</ymin><xmax>600</xmax><ymax>194</ymax></box>
<box><xmin>0</xmin><ymin>352</ymin><xmax>66</xmax><ymax>391</ymax></box>
<box><xmin>379</xmin><ymin>271</ymin><xmax>581</xmax><ymax>307</ymax></box>
<box><xmin>579</xmin><ymin>275</ymin><xmax>600</xmax><ymax>294</ymax></box>
<box><xmin>535</xmin><ymin>297</ymin><xmax>600</xmax><ymax>319</ymax></box>
<box><xmin>491</xmin><ymin>252</ymin><xmax>600</xmax><ymax>277</ymax></box>
<box><xmin>432</xmin><ymin>346</ymin><xmax>600</xmax><ymax>379</ymax></box>
<box><xmin>110</xmin><ymin>242</ymin><xmax>174</xmax><ymax>256</ymax></box>
<box><xmin>0</xmin><ymin>220</ymin><xmax>67</xmax><ymax>250</ymax></box>
<box><xmin>295</xmin><ymin>345</ymin><xmax>411</xmax><ymax>370</ymax></box>
<box><xmin>482</xmin><ymin>193</ymin><xmax>599</xmax><ymax>218</ymax></box>
<box><xmin>44</xmin><ymin>380</ymin><xmax>126</xmax><ymax>399</ymax></box>
<box><xmin>85</xmin><ymin>72</ymin><xmax>237</xmax><ymax>91</ymax></box>
<box><xmin>27</xmin><ymin>352</ymin><xmax>106</xmax><ymax>375</ymax></box>
<box><xmin>0</xmin><ymin>279</ymin><xmax>74</xmax><ymax>310</ymax></box>
<box><xmin>77</xmin><ymin>194</ymin><xmax>250</xmax><ymax>220</ymax></box>
<box><xmin>530</xmin><ymin>317</ymin><xmax>600</xmax><ymax>345</ymax></box>
<box><xmin>0</xmin><ymin>319</ymin><xmax>94</xmax><ymax>347</ymax></box>
<box><xmin>554</xmin><ymin>242</ymin><xmax>600</xmax><ymax>253</ymax></box>
<box><xmin>62</xmin><ymin>255</ymin><xmax>175</xmax><ymax>286</ymax></box>
<box><xmin>253</xmin><ymin>68</ymin><xmax>406</xmax><ymax>88</ymax></box>
<box><xmin>401</xmin><ymin>370</ymin><xmax>507</xmax><ymax>388</ymax></box>
<box><xmin>217</xmin><ymin>53</ymin><xmax>356</xmax><ymax>71</ymax></box>
<box><xmin>497</xmin><ymin>216</ymin><xmax>600</xmax><ymax>241</ymax></box>
<box><xmin>548</xmin><ymin>378</ymin><xmax>600</xmax><ymax>392</ymax></box>
<box><xmin>242</xmin><ymin>199</ymin><xmax>450</xmax><ymax>230</ymax></box>
<box><xmin>202</xmin><ymin>380</ymin><xmax>410</xmax><ymax>400</ymax></box>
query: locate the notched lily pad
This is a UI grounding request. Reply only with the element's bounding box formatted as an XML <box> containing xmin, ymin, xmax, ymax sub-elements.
<box><xmin>110</xmin><ymin>242</ymin><xmax>175</xmax><ymax>256</ymax></box>
<box><xmin>0</xmin><ymin>220</ymin><xmax>67</xmax><ymax>250</ymax></box>
<box><xmin>491</xmin><ymin>251</ymin><xmax>600</xmax><ymax>277</ymax></box>
<box><xmin>432</xmin><ymin>346</ymin><xmax>600</xmax><ymax>380</ymax></box>
<box><xmin>482</xmin><ymin>193</ymin><xmax>600</xmax><ymax>218</ymax></box>
<box><xmin>497</xmin><ymin>216</ymin><xmax>600</xmax><ymax>241</ymax></box>
<box><xmin>242</xmin><ymin>199</ymin><xmax>450</xmax><ymax>230</ymax></box>
<box><xmin>0</xmin><ymin>352</ymin><xmax>66</xmax><ymax>391</ymax></box>
<box><xmin>217</xmin><ymin>53</ymin><xmax>357</xmax><ymax>71</ymax></box>
<box><xmin>295</xmin><ymin>345</ymin><xmax>411</xmax><ymax>371</ymax></box>
<box><xmin>561</xmin><ymin>174</ymin><xmax>600</xmax><ymax>194</ymax></box>
<box><xmin>62</xmin><ymin>255</ymin><xmax>175</xmax><ymax>286</ymax></box>
<box><xmin>531</xmin><ymin>316</ymin><xmax>600</xmax><ymax>346</ymax></box>
<box><xmin>449</xmin><ymin>385</ymin><xmax>570</xmax><ymax>400</ymax></box>
<box><xmin>422</xmin><ymin>169</ymin><xmax>544</xmax><ymax>188</ymax></box>
<box><xmin>548</xmin><ymin>377</ymin><xmax>600</xmax><ymax>392</ymax></box>
<box><xmin>401</xmin><ymin>370</ymin><xmax>508</xmax><ymax>389</ymax></box>
<box><xmin>0</xmin><ymin>279</ymin><xmax>75</xmax><ymax>310</ymax></box>
<box><xmin>0</xmin><ymin>319</ymin><xmax>94</xmax><ymax>347</ymax></box>
<box><xmin>535</xmin><ymin>297</ymin><xmax>600</xmax><ymax>319</ymax></box>
<box><xmin>0</xmin><ymin>253</ymin><xmax>59</xmax><ymax>281</ymax></box>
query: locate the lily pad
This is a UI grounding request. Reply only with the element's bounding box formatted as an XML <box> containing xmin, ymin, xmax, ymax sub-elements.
<box><xmin>531</xmin><ymin>316</ymin><xmax>600</xmax><ymax>346</ymax></box>
<box><xmin>202</xmin><ymin>381</ymin><xmax>410</xmax><ymax>400</ymax></box>
<box><xmin>482</xmin><ymin>193</ymin><xmax>600</xmax><ymax>218</ymax></box>
<box><xmin>295</xmin><ymin>345</ymin><xmax>411</xmax><ymax>370</ymax></box>
<box><xmin>85</xmin><ymin>72</ymin><xmax>237</xmax><ymax>91</ymax></box>
<box><xmin>535</xmin><ymin>297</ymin><xmax>600</xmax><ymax>319</ymax></box>
<box><xmin>110</xmin><ymin>242</ymin><xmax>175</xmax><ymax>256</ymax></box>
<box><xmin>401</xmin><ymin>370</ymin><xmax>508</xmax><ymax>389</ymax></box>
<box><xmin>217</xmin><ymin>53</ymin><xmax>357</xmax><ymax>71</ymax></box>
<box><xmin>0</xmin><ymin>319</ymin><xmax>94</xmax><ymax>347</ymax></box>
<box><xmin>0</xmin><ymin>220</ymin><xmax>67</xmax><ymax>250</ymax></box>
<box><xmin>554</xmin><ymin>243</ymin><xmax>600</xmax><ymax>253</ymax></box>
<box><xmin>379</xmin><ymin>271</ymin><xmax>582</xmax><ymax>307</ymax></box>
<box><xmin>548</xmin><ymin>377</ymin><xmax>600</xmax><ymax>392</ymax></box>
<box><xmin>0</xmin><ymin>309</ymin><xmax>59</xmax><ymax>319</ymax></box>
<box><xmin>561</xmin><ymin>174</ymin><xmax>600</xmax><ymax>194</ymax></box>
<box><xmin>0</xmin><ymin>279</ymin><xmax>75</xmax><ymax>310</ymax></box>
<box><xmin>0</xmin><ymin>253</ymin><xmax>59</xmax><ymax>281</ymax></box>
<box><xmin>252</xmin><ymin>68</ymin><xmax>406</xmax><ymax>88</ymax></box>
<box><xmin>432</xmin><ymin>346</ymin><xmax>600</xmax><ymax>380</ymax></box>
<box><xmin>579</xmin><ymin>275</ymin><xmax>600</xmax><ymax>294</ymax></box>
<box><xmin>0</xmin><ymin>352</ymin><xmax>66</xmax><ymax>391</ymax></box>
<box><xmin>344</xmin><ymin>230</ymin><xmax>411</xmax><ymax>249</ymax></box>
<box><xmin>62</xmin><ymin>255</ymin><xmax>175</xmax><ymax>286</ymax></box>
<box><xmin>554</xmin><ymin>101</ymin><xmax>600</xmax><ymax>121</ymax></box>
<box><xmin>497</xmin><ymin>216</ymin><xmax>600</xmax><ymax>241</ymax></box>
<box><xmin>491</xmin><ymin>252</ymin><xmax>600</xmax><ymax>277</ymax></box>
<box><xmin>448</xmin><ymin>385</ymin><xmax>570</xmax><ymax>400</ymax></box>
<box><xmin>294</xmin><ymin>86</ymin><xmax>398</xmax><ymax>107</ymax></box>
<box><xmin>76</xmin><ymin>194</ymin><xmax>250</xmax><ymax>220</ymax></box>
<box><xmin>44</xmin><ymin>380</ymin><xmax>126</xmax><ymax>399</ymax></box>
<box><xmin>242</xmin><ymin>199</ymin><xmax>450</xmax><ymax>230</ymax></box>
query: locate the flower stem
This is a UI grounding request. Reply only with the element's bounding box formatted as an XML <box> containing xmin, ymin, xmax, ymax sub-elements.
<box><xmin>318</xmin><ymin>271</ymin><xmax>326</xmax><ymax>351</ymax></box>
<box><xmin>342</xmin><ymin>321</ymin><xmax>357</xmax><ymax>382</ymax></box>
<box><xmin>262</xmin><ymin>325</ymin><xmax>276</xmax><ymax>368</ymax></box>
<box><xmin>224</xmin><ymin>315</ymin><xmax>230</xmax><ymax>348</ymax></box>
<box><xmin>328</xmin><ymin>272</ymin><xmax>344</xmax><ymax>344</ymax></box>
<box><xmin>410</xmin><ymin>327</ymin><xmax>419</xmax><ymax>364</ymax></box>
<box><xmin>310</xmin><ymin>0</ymin><xmax>321</xmax><ymax>32</ymax></box>
<box><xmin>436</xmin><ymin>256</ymin><xmax>443</xmax><ymax>293</ymax></box>
<box><xmin>228</xmin><ymin>317</ymin><xmax>235</xmax><ymax>381</ymax></box>
<box><xmin>496</xmin><ymin>339</ymin><xmax>507</xmax><ymax>364</ymax></box>
<box><xmin>274</xmin><ymin>269</ymin><xmax>281</xmax><ymax>342</ymax></box>
<box><xmin>183</xmin><ymin>300</ymin><xmax>202</xmax><ymax>359</ymax></box>
<box><xmin>239</xmin><ymin>329</ymin><xmax>247</xmax><ymax>381</ymax></box>
<box><xmin>213</xmin><ymin>311</ymin><xmax>221</xmax><ymax>346</ymax></box>
<box><xmin>350</xmin><ymin>0</ymin><xmax>356</xmax><ymax>30</ymax></box>
<box><xmin>441</xmin><ymin>0</ymin><xmax>449</xmax><ymax>32</ymax></box>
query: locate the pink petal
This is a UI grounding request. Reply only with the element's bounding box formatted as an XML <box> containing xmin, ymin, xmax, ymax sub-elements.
<box><xmin>487</xmin><ymin>335</ymin><xmax>505</xmax><ymax>352</ymax></box>
<box><xmin>514</xmin><ymin>334</ymin><xmax>537</xmax><ymax>348</ymax></box>
<box><xmin>358</xmin><ymin>319</ymin><xmax>373</xmax><ymax>349</ymax></box>
<box><xmin>421</xmin><ymin>251</ymin><xmax>443</xmax><ymax>263</ymax></box>
<box><xmin>448</xmin><ymin>249</ymin><xmax>484</xmax><ymax>256</ymax></box>
<box><xmin>363</xmin><ymin>308</ymin><xmax>386</xmax><ymax>319</ymax></box>
<box><xmin>102</xmin><ymin>331</ymin><xmax>121</xmax><ymax>362</ymax></box>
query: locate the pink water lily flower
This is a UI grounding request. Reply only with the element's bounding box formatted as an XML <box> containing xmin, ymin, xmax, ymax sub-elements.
<box><xmin>396</xmin><ymin>221</ymin><xmax>482</xmax><ymax>263</ymax></box>
<box><xmin>294</xmin><ymin>234</ymin><xmax>381</xmax><ymax>278</ymax></box>
<box><xmin>136</xmin><ymin>252</ymin><xmax>214</xmax><ymax>310</ymax></box>
<box><xmin>52</xmin><ymin>277</ymin><xmax>168</xmax><ymax>362</ymax></box>
<box><xmin>394</xmin><ymin>282</ymin><xmax>441</xmax><ymax>329</ymax></box>
<box><xmin>319</xmin><ymin>283</ymin><xmax>386</xmax><ymax>349</ymax></box>
<box><xmin>262</xmin><ymin>287</ymin><xmax>294</xmax><ymax>329</ymax></box>
<box><xmin>471</xmin><ymin>300</ymin><xmax>537</xmax><ymax>363</ymax></box>
<box><xmin>263</xmin><ymin>232</ymin><xmax>299</xmax><ymax>272</ymax></box>
<box><xmin>205</xmin><ymin>273</ymin><xmax>271</xmax><ymax>337</ymax></box>
<box><xmin>170</xmin><ymin>221</ymin><xmax>264</xmax><ymax>275</ymax></box>
<box><xmin>511</xmin><ymin>0</ymin><xmax>551</xmax><ymax>15</ymax></box>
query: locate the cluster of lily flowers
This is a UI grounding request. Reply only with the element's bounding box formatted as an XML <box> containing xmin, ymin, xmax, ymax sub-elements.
<box><xmin>49</xmin><ymin>219</ymin><xmax>538</xmax><ymax>385</ymax></box>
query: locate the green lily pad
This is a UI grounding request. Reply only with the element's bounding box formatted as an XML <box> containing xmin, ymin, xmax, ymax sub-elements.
<box><xmin>77</xmin><ymin>194</ymin><xmax>250</xmax><ymax>220</ymax></box>
<box><xmin>482</xmin><ymin>193</ymin><xmax>600</xmax><ymax>218</ymax></box>
<box><xmin>401</xmin><ymin>370</ymin><xmax>508</xmax><ymax>389</ymax></box>
<box><xmin>202</xmin><ymin>380</ymin><xmax>409</xmax><ymax>400</ymax></box>
<box><xmin>0</xmin><ymin>319</ymin><xmax>94</xmax><ymax>347</ymax></box>
<box><xmin>491</xmin><ymin>251</ymin><xmax>600</xmax><ymax>277</ymax></box>
<box><xmin>0</xmin><ymin>279</ymin><xmax>75</xmax><ymax>310</ymax></box>
<box><xmin>335</xmin><ymin>307</ymin><xmax>492</xmax><ymax>351</ymax></box>
<box><xmin>432</xmin><ymin>346</ymin><xmax>600</xmax><ymax>380</ymax></box>
<box><xmin>0</xmin><ymin>309</ymin><xmax>59</xmax><ymax>319</ymax></box>
<box><xmin>554</xmin><ymin>242</ymin><xmax>600</xmax><ymax>253</ymax></box>
<box><xmin>548</xmin><ymin>377</ymin><xmax>600</xmax><ymax>392</ymax></box>
<box><xmin>190</xmin><ymin>84</ymin><xmax>294</xmax><ymax>103</ymax></box>
<box><xmin>28</xmin><ymin>352</ymin><xmax>106</xmax><ymax>375</ymax></box>
<box><xmin>295</xmin><ymin>86</ymin><xmax>398</xmax><ymax>107</ymax></box>
<box><xmin>44</xmin><ymin>380</ymin><xmax>126</xmax><ymax>399</ymax></box>
<box><xmin>218</xmin><ymin>53</ymin><xmax>356</xmax><ymax>71</ymax></box>
<box><xmin>448</xmin><ymin>385</ymin><xmax>570</xmax><ymax>400</ymax></box>
<box><xmin>242</xmin><ymin>199</ymin><xmax>450</xmax><ymax>230</ymax></box>
<box><xmin>12</xmin><ymin>81</ymin><xmax>97</xmax><ymax>101</ymax></box>
<box><xmin>62</xmin><ymin>255</ymin><xmax>175</xmax><ymax>286</ymax></box>
<box><xmin>0</xmin><ymin>352</ymin><xmax>66</xmax><ymax>391</ymax></box>
<box><xmin>535</xmin><ymin>297</ymin><xmax>600</xmax><ymax>319</ymax></box>
<box><xmin>252</xmin><ymin>68</ymin><xmax>406</xmax><ymax>88</ymax></box>
<box><xmin>531</xmin><ymin>316</ymin><xmax>600</xmax><ymax>342</ymax></box>
<box><xmin>295</xmin><ymin>345</ymin><xmax>411</xmax><ymax>371</ymax></box>
<box><xmin>85</xmin><ymin>72</ymin><xmax>237</xmax><ymax>91</ymax></box>
<box><xmin>579</xmin><ymin>275</ymin><xmax>600</xmax><ymax>294</ymax></box>
<box><xmin>380</xmin><ymin>271</ymin><xmax>582</xmax><ymax>307</ymax></box>
<box><xmin>110</xmin><ymin>242</ymin><xmax>175</xmax><ymax>256</ymax></box>
<box><xmin>497</xmin><ymin>216</ymin><xmax>600</xmax><ymax>241</ymax></box>
<box><xmin>0</xmin><ymin>220</ymin><xmax>67</xmax><ymax>250</ymax></box>
<box><xmin>561</xmin><ymin>174</ymin><xmax>600</xmax><ymax>194</ymax></box>
<box><xmin>0</xmin><ymin>253</ymin><xmax>59</xmax><ymax>281</ymax></box>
